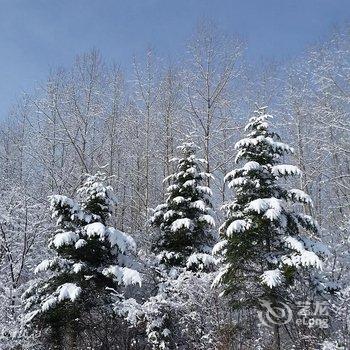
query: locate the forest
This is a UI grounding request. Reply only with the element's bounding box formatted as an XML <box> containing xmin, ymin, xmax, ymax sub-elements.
<box><xmin>0</xmin><ymin>21</ymin><xmax>349</xmax><ymax>350</ymax></box>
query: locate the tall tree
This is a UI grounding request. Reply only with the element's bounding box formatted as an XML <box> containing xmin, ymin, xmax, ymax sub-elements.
<box><xmin>213</xmin><ymin>106</ymin><xmax>327</xmax><ymax>349</ymax></box>
<box><xmin>127</xmin><ymin>137</ymin><xmax>218</xmax><ymax>349</ymax></box>
<box><xmin>185</xmin><ymin>21</ymin><xmax>243</xmax><ymax>188</ymax></box>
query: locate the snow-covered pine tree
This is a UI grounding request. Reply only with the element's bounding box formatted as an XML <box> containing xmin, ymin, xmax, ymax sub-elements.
<box><xmin>213</xmin><ymin>106</ymin><xmax>328</xmax><ymax>347</ymax></box>
<box><xmin>150</xmin><ymin>137</ymin><xmax>216</xmax><ymax>271</ymax></box>
<box><xmin>22</xmin><ymin>173</ymin><xmax>141</xmax><ymax>348</ymax></box>
<box><xmin>138</xmin><ymin>138</ymin><xmax>217</xmax><ymax>349</ymax></box>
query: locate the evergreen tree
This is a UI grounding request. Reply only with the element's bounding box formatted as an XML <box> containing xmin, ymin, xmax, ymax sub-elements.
<box><xmin>22</xmin><ymin>173</ymin><xmax>141</xmax><ymax>348</ymax></box>
<box><xmin>150</xmin><ymin>137</ymin><xmax>216</xmax><ymax>271</ymax></box>
<box><xmin>213</xmin><ymin>107</ymin><xmax>328</xmax><ymax>348</ymax></box>
<box><xmin>136</xmin><ymin>137</ymin><xmax>217</xmax><ymax>349</ymax></box>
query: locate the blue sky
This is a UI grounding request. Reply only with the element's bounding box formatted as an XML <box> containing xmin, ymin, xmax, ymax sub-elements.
<box><xmin>0</xmin><ymin>0</ymin><xmax>349</xmax><ymax>118</ymax></box>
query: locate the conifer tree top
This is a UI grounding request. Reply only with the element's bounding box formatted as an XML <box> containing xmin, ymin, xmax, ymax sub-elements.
<box><xmin>234</xmin><ymin>105</ymin><xmax>294</xmax><ymax>166</ymax></box>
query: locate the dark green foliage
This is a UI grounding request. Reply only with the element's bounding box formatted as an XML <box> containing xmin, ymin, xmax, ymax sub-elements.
<box><xmin>150</xmin><ymin>139</ymin><xmax>216</xmax><ymax>270</ymax></box>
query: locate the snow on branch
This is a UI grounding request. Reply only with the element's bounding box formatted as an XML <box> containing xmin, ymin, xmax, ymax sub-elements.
<box><xmin>107</xmin><ymin>228</ymin><xmax>137</xmax><ymax>253</ymax></box>
<box><xmin>226</xmin><ymin>219</ymin><xmax>250</xmax><ymax>236</ymax></box>
<box><xmin>190</xmin><ymin>200</ymin><xmax>206</xmax><ymax>211</ymax></box>
<box><xmin>212</xmin><ymin>240</ymin><xmax>228</xmax><ymax>255</ymax></box>
<box><xmin>242</xmin><ymin>161</ymin><xmax>261</xmax><ymax>172</ymax></box>
<box><xmin>34</xmin><ymin>257</ymin><xmax>71</xmax><ymax>274</ymax></box>
<box><xmin>211</xmin><ymin>264</ymin><xmax>231</xmax><ymax>289</ymax></box>
<box><xmin>57</xmin><ymin>283</ymin><xmax>81</xmax><ymax>302</ymax></box>
<box><xmin>103</xmin><ymin>266</ymin><xmax>141</xmax><ymax>286</ymax></box>
<box><xmin>288</xmin><ymin>189</ymin><xmax>313</xmax><ymax>205</ymax></box>
<box><xmin>84</xmin><ymin>222</ymin><xmax>106</xmax><ymax>239</ymax></box>
<box><xmin>171</xmin><ymin>218</ymin><xmax>193</xmax><ymax>232</ymax></box>
<box><xmin>283</xmin><ymin>236</ymin><xmax>305</xmax><ymax>253</ymax></box>
<box><xmin>186</xmin><ymin>253</ymin><xmax>216</xmax><ymax>271</ymax></box>
<box><xmin>234</xmin><ymin>136</ymin><xmax>294</xmax><ymax>154</ymax></box>
<box><xmin>51</xmin><ymin>231</ymin><xmax>79</xmax><ymax>249</ymax></box>
<box><xmin>295</xmin><ymin>213</ymin><xmax>319</xmax><ymax>233</ymax></box>
<box><xmin>41</xmin><ymin>283</ymin><xmax>82</xmax><ymax>312</ymax></box>
<box><xmin>197</xmin><ymin>186</ymin><xmax>213</xmax><ymax>196</ymax></box>
<box><xmin>198</xmin><ymin>215</ymin><xmax>215</xmax><ymax>227</ymax></box>
<box><xmin>246</xmin><ymin>198</ymin><xmax>283</xmax><ymax>222</ymax></box>
<box><xmin>260</xmin><ymin>269</ymin><xmax>283</xmax><ymax>288</ymax></box>
<box><xmin>271</xmin><ymin>165</ymin><xmax>301</xmax><ymax>177</ymax></box>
